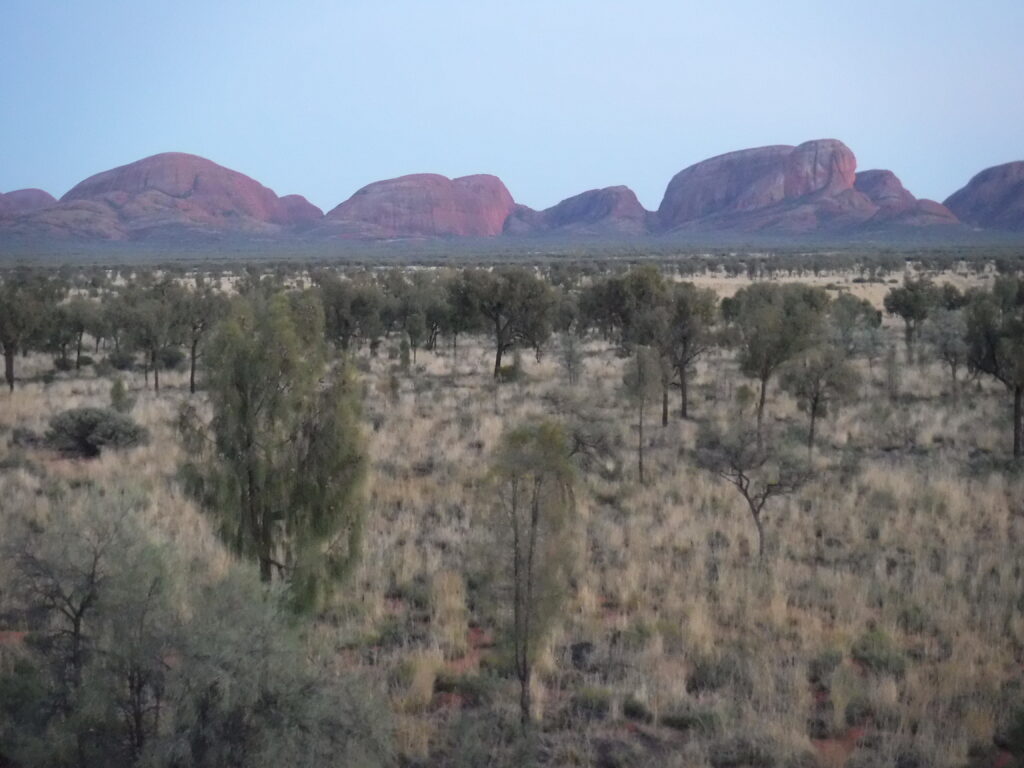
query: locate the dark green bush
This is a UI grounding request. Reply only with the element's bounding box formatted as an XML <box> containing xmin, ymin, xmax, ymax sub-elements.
<box><xmin>107</xmin><ymin>349</ymin><xmax>135</xmax><ymax>371</ymax></box>
<box><xmin>851</xmin><ymin>628</ymin><xmax>906</xmax><ymax>677</ymax></box>
<box><xmin>45</xmin><ymin>407</ymin><xmax>148</xmax><ymax>458</ymax></box>
<box><xmin>157</xmin><ymin>346</ymin><xmax>185</xmax><ymax>370</ymax></box>
<box><xmin>569</xmin><ymin>686</ymin><xmax>612</xmax><ymax>720</ymax></box>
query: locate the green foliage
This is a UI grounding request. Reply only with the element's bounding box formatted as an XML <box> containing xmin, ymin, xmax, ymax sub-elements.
<box><xmin>45</xmin><ymin>407</ymin><xmax>148</xmax><ymax>457</ymax></box>
<box><xmin>181</xmin><ymin>289</ymin><xmax>367</xmax><ymax>610</ymax></box>
<box><xmin>489</xmin><ymin>420</ymin><xmax>576</xmax><ymax>726</ymax></box>
<box><xmin>851</xmin><ymin>628</ymin><xmax>906</xmax><ymax>677</ymax></box>
<box><xmin>0</xmin><ymin>490</ymin><xmax>391</xmax><ymax>768</ymax></box>
<box><xmin>109</xmin><ymin>376</ymin><xmax>135</xmax><ymax>413</ymax></box>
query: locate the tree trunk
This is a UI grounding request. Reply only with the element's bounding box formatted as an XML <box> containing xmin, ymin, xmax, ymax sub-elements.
<box><xmin>753</xmin><ymin>511</ymin><xmax>766</xmax><ymax>559</ymax></box>
<box><xmin>904</xmin><ymin>322</ymin><xmax>914</xmax><ymax>364</ymax></box>
<box><xmin>493</xmin><ymin>344</ymin><xmax>503</xmax><ymax>379</ymax></box>
<box><xmin>152</xmin><ymin>350</ymin><xmax>160</xmax><ymax>393</ymax></box>
<box><xmin>638</xmin><ymin>398</ymin><xmax>645</xmax><ymax>484</ymax></box>
<box><xmin>1015</xmin><ymin>385</ymin><xmax>1022</xmax><ymax>459</ymax></box>
<box><xmin>75</xmin><ymin>332</ymin><xmax>83</xmax><ymax>370</ymax></box>
<box><xmin>756</xmin><ymin>374</ymin><xmax>768</xmax><ymax>443</ymax></box>
<box><xmin>4</xmin><ymin>347</ymin><xmax>14</xmax><ymax>392</ymax></box>
<box><xmin>949</xmin><ymin>363</ymin><xmax>958</xmax><ymax>405</ymax></box>
<box><xmin>189</xmin><ymin>339</ymin><xmax>198</xmax><ymax>394</ymax></box>
<box><xmin>679</xmin><ymin>365</ymin><xmax>689</xmax><ymax>419</ymax></box>
<box><xmin>661</xmin><ymin>384</ymin><xmax>669</xmax><ymax>427</ymax></box>
<box><xmin>519</xmin><ymin>668</ymin><xmax>531</xmax><ymax>729</ymax></box>
<box><xmin>808</xmin><ymin>407</ymin><xmax>817</xmax><ymax>460</ymax></box>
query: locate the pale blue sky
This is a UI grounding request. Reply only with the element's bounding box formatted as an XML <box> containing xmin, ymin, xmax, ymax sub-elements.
<box><xmin>2</xmin><ymin>0</ymin><xmax>1022</xmax><ymax>212</ymax></box>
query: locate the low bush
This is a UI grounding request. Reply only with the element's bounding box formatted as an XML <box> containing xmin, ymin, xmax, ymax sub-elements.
<box><xmin>45</xmin><ymin>407</ymin><xmax>148</xmax><ymax>458</ymax></box>
<box><xmin>107</xmin><ymin>349</ymin><xmax>135</xmax><ymax>371</ymax></box>
<box><xmin>851</xmin><ymin>628</ymin><xmax>906</xmax><ymax>677</ymax></box>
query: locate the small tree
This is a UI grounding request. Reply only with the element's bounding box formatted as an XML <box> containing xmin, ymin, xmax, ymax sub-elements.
<box><xmin>489</xmin><ymin>421</ymin><xmax>575</xmax><ymax>728</ymax></box>
<box><xmin>181</xmin><ymin>290</ymin><xmax>367</xmax><ymax>609</ymax></box>
<box><xmin>922</xmin><ymin>307</ymin><xmax>969</xmax><ymax>402</ymax></box>
<box><xmin>780</xmin><ymin>347</ymin><xmax>860</xmax><ymax>457</ymax></box>
<box><xmin>724</xmin><ymin>283</ymin><xmax>829</xmax><ymax>439</ymax></box>
<box><xmin>0</xmin><ymin>276</ymin><xmax>54</xmax><ymax>391</ymax></box>
<box><xmin>695</xmin><ymin>423</ymin><xmax>809</xmax><ymax>559</ymax></box>
<box><xmin>176</xmin><ymin>280</ymin><xmax>227</xmax><ymax>394</ymax></box>
<box><xmin>622</xmin><ymin>345</ymin><xmax>662</xmax><ymax>484</ymax></box>
<box><xmin>965</xmin><ymin>278</ymin><xmax>1024</xmax><ymax>458</ymax></box>
<box><xmin>459</xmin><ymin>268</ymin><xmax>556</xmax><ymax>378</ymax></box>
<box><xmin>663</xmin><ymin>282</ymin><xmax>717</xmax><ymax>420</ymax></box>
<box><xmin>884</xmin><ymin>277</ymin><xmax>937</xmax><ymax>362</ymax></box>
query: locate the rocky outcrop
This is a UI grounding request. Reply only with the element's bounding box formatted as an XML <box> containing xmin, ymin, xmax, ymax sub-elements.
<box><xmin>0</xmin><ymin>188</ymin><xmax>57</xmax><ymax>217</ymax></box>
<box><xmin>6</xmin><ymin>152</ymin><xmax>321</xmax><ymax>240</ymax></box>
<box><xmin>656</xmin><ymin>139</ymin><xmax>869</xmax><ymax>232</ymax></box>
<box><xmin>855</xmin><ymin>170</ymin><xmax>958</xmax><ymax>227</ymax></box>
<box><xmin>505</xmin><ymin>186</ymin><xmax>650</xmax><ymax>236</ymax></box>
<box><xmin>945</xmin><ymin>161</ymin><xmax>1024</xmax><ymax>231</ymax></box>
<box><xmin>323</xmin><ymin>173</ymin><xmax>514</xmax><ymax>238</ymax></box>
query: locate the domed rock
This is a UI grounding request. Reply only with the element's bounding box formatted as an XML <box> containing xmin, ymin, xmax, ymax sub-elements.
<box><xmin>506</xmin><ymin>186</ymin><xmax>650</xmax><ymax>236</ymax></box>
<box><xmin>945</xmin><ymin>161</ymin><xmax>1024</xmax><ymax>231</ymax></box>
<box><xmin>855</xmin><ymin>170</ymin><xmax>958</xmax><ymax>226</ymax></box>
<box><xmin>656</xmin><ymin>139</ymin><xmax>873</xmax><ymax>233</ymax></box>
<box><xmin>0</xmin><ymin>188</ymin><xmax>57</xmax><ymax>217</ymax></box>
<box><xmin>324</xmin><ymin>173</ymin><xmax>515</xmax><ymax>238</ymax></box>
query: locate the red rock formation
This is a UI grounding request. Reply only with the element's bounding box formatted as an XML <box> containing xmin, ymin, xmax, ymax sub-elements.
<box><xmin>855</xmin><ymin>170</ymin><xmax>958</xmax><ymax>226</ymax></box>
<box><xmin>656</xmin><ymin>139</ymin><xmax>874</xmax><ymax>233</ymax></box>
<box><xmin>324</xmin><ymin>173</ymin><xmax>514</xmax><ymax>238</ymax></box>
<box><xmin>945</xmin><ymin>161</ymin><xmax>1024</xmax><ymax>231</ymax></box>
<box><xmin>8</xmin><ymin>152</ymin><xmax>321</xmax><ymax>240</ymax></box>
<box><xmin>505</xmin><ymin>186</ymin><xmax>650</xmax><ymax>235</ymax></box>
<box><xmin>0</xmin><ymin>188</ymin><xmax>56</xmax><ymax>216</ymax></box>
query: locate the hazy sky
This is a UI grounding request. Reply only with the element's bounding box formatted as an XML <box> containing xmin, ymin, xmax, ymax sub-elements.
<box><xmin>2</xmin><ymin>0</ymin><xmax>1022</xmax><ymax>212</ymax></box>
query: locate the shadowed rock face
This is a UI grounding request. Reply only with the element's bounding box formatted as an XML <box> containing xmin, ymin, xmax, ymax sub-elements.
<box><xmin>505</xmin><ymin>186</ymin><xmax>650</xmax><ymax>235</ymax></box>
<box><xmin>855</xmin><ymin>170</ymin><xmax>958</xmax><ymax>226</ymax></box>
<box><xmin>0</xmin><ymin>189</ymin><xmax>56</xmax><ymax>216</ymax></box>
<box><xmin>324</xmin><ymin>173</ymin><xmax>514</xmax><ymax>238</ymax></box>
<box><xmin>8</xmin><ymin>152</ymin><xmax>321</xmax><ymax>240</ymax></box>
<box><xmin>945</xmin><ymin>161</ymin><xmax>1024</xmax><ymax>231</ymax></box>
<box><xmin>656</xmin><ymin>139</ymin><xmax>865</xmax><ymax>232</ymax></box>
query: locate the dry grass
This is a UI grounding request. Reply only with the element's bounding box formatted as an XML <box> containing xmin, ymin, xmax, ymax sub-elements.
<box><xmin>1</xmin><ymin>267</ymin><xmax>1020</xmax><ymax>767</ymax></box>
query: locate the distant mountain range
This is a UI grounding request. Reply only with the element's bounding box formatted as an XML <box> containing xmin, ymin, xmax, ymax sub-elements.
<box><xmin>1</xmin><ymin>139</ymin><xmax>1022</xmax><ymax>248</ymax></box>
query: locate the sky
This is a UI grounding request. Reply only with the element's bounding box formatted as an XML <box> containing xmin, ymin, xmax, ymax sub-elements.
<box><xmin>2</xmin><ymin>0</ymin><xmax>1022</xmax><ymax>213</ymax></box>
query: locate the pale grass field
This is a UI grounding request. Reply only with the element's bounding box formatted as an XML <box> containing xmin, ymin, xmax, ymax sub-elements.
<box><xmin>0</xmin><ymin>269</ymin><xmax>1020</xmax><ymax>767</ymax></box>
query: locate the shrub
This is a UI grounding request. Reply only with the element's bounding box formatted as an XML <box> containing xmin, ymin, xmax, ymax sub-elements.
<box><xmin>109</xmin><ymin>376</ymin><xmax>135</xmax><ymax>413</ymax></box>
<box><xmin>107</xmin><ymin>349</ymin><xmax>135</xmax><ymax>371</ymax></box>
<box><xmin>52</xmin><ymin>357</ymin><xmax>73</xmax><ymax>372</ymax></box>
<box><xmin>570</xmin><ymin>686</ymin><xmax>612</xmax><ymax>720</ymax></box>
<box><xmin>157</xmin><ymin>345</ymin><xmax>185</xmax><ymax>370</ymax></box>
<box><xmin>851</xmin><ymin>628</ymin><xmax>906</xmax><ymax>677</ymax></box>
<box><xmin>45</xmin><ymin>407</ymin><xmax>148</xmax><ymax>458</ymax></box>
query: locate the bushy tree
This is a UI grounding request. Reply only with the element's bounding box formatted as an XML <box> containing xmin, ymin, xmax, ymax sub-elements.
<box><xmin>922</xmin><ymin>307</ymin><xmax>969</xmax><ymax>402</ymax></box>
<box><xmin>664</xmin><ymin>282</ymin><xmax>718</xmax><ymax>419</ymax></box>
<box><xmin>724</xmin><ymin>283</ymin><xmax>830</xmax><ymax>438</ymax></box>
<box><xmin>0</xmin><ymin>491</ymin><xmax>391</xmax><ymax>768</ymax></box>
<box><xmin>0</xmin><ymin>274</ymin><xmax>59</xmax><ymax>390</ymax></box>
<box><xmin>181</xmin><ymin>290</ymin><xmax>367</xmax><ymax>609</ymax></box>
<box><xmin>965</xmin><ymin>277</ymin><xmax>1024</xmax><ymax>457</ymax></box>
<box><xmin>45</xmin><ymin>407</ymin><xmax>148</xmax><ymax>457</ymax></box>
<box><xmin>622</xmin><ymin>345</ymin><xmax>662</xmax><ymax>484</ymax></box>
<box><xmin>884</xmin><ymin>277</ymin><xmax>938</xmax><ymax>362</ymax></box>
<box><xmin>458</xmin><ymin>268</ymin><xmax>556</xmax><ymax>378</ymax></box>
<box><xmin>489</xmin><ymin>421</ymin><xmax>575</xmax><ymax>727</ymax></box>
<box><xmin>780</xmin><ymin>347</ymin><xmax>860</xmax><ymax>456</ymax></box>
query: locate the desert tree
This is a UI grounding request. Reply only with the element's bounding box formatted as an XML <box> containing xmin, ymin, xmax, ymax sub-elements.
<box><xmin>922</xmin><ymin>307</ymin><xmax>969</xmax><ymax>402</ymax></box>
<box><xmin>780</xmin><ymin>346</ymin><xmax>860</xmax><ymax>457</ymax></box>
<box><xmin>0</xmin><ymin>273</ymin><xmax>60</xmax><ymax>390</ymax></box>
<box><xmin>695</xmin><ymin>422</ymin><xmax>810</xmax><ymax>559</ymax></box>
<box><xmin>884</xmin><ymin>277</ymin><xmax>938</xmax><ymax>362</ymax></box>
<box><xmin>180</xmin><ymin>290</ymin><xmax>367</xmax><ymax>608</ymax></box>
<box><xmin>829</xmin><ymin>292</ymin><xmax>882</xmax><ymax>361</ymax></box>
<box><xmin>489</xmin><ymin>421</ymin><xmax>575</xmax><ymax>728</ymax></box>
<box><xmin>965</xmin><ymin>277</ymin><xmax>1024</xmax><ymax>458</ymax></box>
<box><xmin>622</xmin><ymin>345</ymin><xmax>663</xmax><ymax>484</ymax></box>
<box><xmin>458</xmin><ymin>268</ymin><xmax>556</xmax><ymax>378</ymax></box>
<box><xmin>0</xmin><ymin>489</ymin><xmax>391</xmax><ymax>768</ymax></box>
<box><xmin>664</xmin><ymin>282</ymin><xmax>718</xmax><ymax>419</ymax></box>
<box><xmin>723</xmin><ymin>283</ymin><xmax>829</xmax><ymax>440</ymax></box>
<box><xmin>176</xmin><ymin>278</ymin><xmax>228</xmax><ymax>394</ymax></box>
<box><xmin>64</xmin><ymin>296</ymin><xmax>101</xmax><ymax>370</ymax></box>
<box><xmin>125</xmin><ymin>280</ymin><xmax>185</xmax><ymax>392</ymax></box>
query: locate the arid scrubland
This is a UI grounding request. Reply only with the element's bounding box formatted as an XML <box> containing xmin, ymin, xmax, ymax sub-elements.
<box><xmin>1</xmin><ymin>261</ymin><xmax>1023</xmax><ymax>768</ymax></box>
